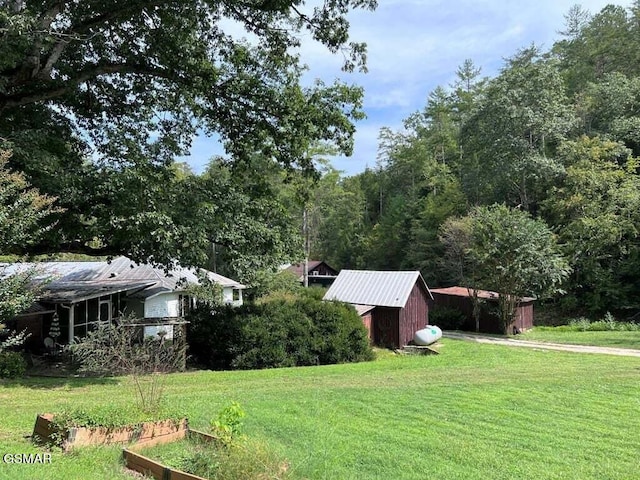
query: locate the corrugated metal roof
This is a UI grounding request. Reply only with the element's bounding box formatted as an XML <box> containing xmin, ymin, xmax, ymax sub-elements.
<box><xmin>323</xmin><ymin>270</ymin><xmax>432</xmax><ymax>308</ymax></box>
<box><xmin>354</xmin><ymin>304</ymin><xmax>375</xmax><ymax>316</ymax></box>
<box><xmin>40</xmin><ymin>280</ymin><xmax>155</xmax><ymax>303</ymax></box>
<box><xmin>431</xmin><ymin>286</ymin><xmax>535</xmax><ymax>303</ymax></box>
<box><xmin>1</xmin><ymin>256</ymin><xmax>245</xmax><ymax>304</ymax></box>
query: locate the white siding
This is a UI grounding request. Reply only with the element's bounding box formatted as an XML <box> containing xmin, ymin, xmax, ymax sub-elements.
<box><xmin>222</xmin><ymin>287</ymin><xmax>243</xmax><ymax>307</ymax></box>
<box><xmin>143</xmin><ymin>325</ymin><xmax>174</xmax><ymax>340</ymax></box>
<box><xmin>144</xmin><ymin>293</ymin><xmax>180</xmax><ymax>318</ymax></box>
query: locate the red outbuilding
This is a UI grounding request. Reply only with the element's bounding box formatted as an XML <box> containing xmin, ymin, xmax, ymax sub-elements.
<box><xmin>430</xmin><ymin>286</ymin><xmax>535</xmax><ymax>334</ymax></box>
<box><xmin>324</xmin><ymin>270</ymin><xmax>433</xmax><ymax>349</ymax></box>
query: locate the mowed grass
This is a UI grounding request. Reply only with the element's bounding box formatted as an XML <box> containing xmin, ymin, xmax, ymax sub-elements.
<box><xmin>1</xmin><ymin>339</ymin><xmax>639</xmax><ymax>480</ymax></box>
<box><xmin>520</xmin><ymin>328</ymin><xmax>640</xmax><ymax>349</ymax></box>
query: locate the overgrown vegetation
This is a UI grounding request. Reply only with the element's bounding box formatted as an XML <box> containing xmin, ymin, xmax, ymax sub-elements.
<box><xmin>128</xmin><ymin>402</ymin><xmax>289</xmax><ymax>479</ymax></box>
<box><xmin>49</xmin><ymin>403</ymin><xmax>185</xmax><ymax>431</ymax></box>
<box><xmin>565</xmin><ymin>313</ymin><xmax>640</xmax><ymax>332</ymax></box>
<box><xmin>69</xmin><ymin>319</ymin><xmax>186</xmax><ymax>413</ymax></box>
<box><xmin>0</xmin><ymin>350</ymin><xmax>26</xmax><ymax>378</ymax></box>
<box><xmin>140</xmin><ymin>435</ymin><xmax>290</xmax><ymax>480</ymax></box>
<box><xmin>187</xmin><ymin>290</ymin><xmax>373</xmax><ymax>370</ymax></box>
<box><xmin>519</xmin><ymin>312</ymin><xmax>640</xmax><ymax>348</ymax></box>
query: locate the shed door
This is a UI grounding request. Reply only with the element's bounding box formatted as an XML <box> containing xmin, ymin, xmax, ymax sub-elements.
<box><xmin>373</xmin><ymin>308</ymin><xmax>399</xmax><ymax>348</ymax></box>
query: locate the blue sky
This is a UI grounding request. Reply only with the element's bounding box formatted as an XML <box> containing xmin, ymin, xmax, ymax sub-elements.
<box><xmin>183</xmin><ymin>1</ymin><xmax>633</xmax><ymax>176</ymax></box>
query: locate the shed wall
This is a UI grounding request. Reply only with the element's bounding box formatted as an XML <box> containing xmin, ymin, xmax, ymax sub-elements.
<box><xmin>399</xmin><ymin>282</ymin><xmax>430</xmax><ymax>347</ymax></box>
<box><xmin>361</xmin><ymin>312</ymin><xmax>373</xmax><ymax>342</ymax></box>
<box><xmin>509</xmin><ymin>303</ymin><xmax>534</xmax><ymax>333</ymax></box>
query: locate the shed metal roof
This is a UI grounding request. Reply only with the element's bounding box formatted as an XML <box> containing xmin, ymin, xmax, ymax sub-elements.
<box><xmin>323</xmin><ymin>270</ymin><xmax>432</xmax><ymax>308</ymax></box>
<box><xmin>353</xmin><ymin>304</ymin><xmax>375</xmax><ymax>316</ymax></box>
<box><xmin>431</xmin><ymin>286</ymin><xmax>535</xmax><ymax>303</ymax></box>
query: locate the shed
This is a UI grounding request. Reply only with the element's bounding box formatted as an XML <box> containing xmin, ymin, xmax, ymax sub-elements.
<box><xmin>430</xmin><ymin>286</ymin><xmax>535</xmax><ymax>334</ymax></box>
<box><xmin>323</xmin><ymin>270</ymin><xmax>433</xmax><ymax>349</ymax></box>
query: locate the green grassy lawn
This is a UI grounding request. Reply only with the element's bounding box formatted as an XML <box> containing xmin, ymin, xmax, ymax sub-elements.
<box><xmin>1</xmin><ymin>339</ymin><xmax>640</xmax><ymax>479</ymax></box>
<box><xmin>520</xmin><ymin>328</ymin><xmax>640</xmax><ymax>349</ymax></box>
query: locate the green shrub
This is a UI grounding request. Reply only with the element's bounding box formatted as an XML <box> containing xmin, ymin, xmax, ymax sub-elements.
<box><xmin>186</xmin><ymin>304</ymin><xmax>252</xmax><ymax>370</ymax></box>
<box><xmin>231</xmin><ymin>303</ymin><xmax>319</xmax><ymax>369</ymax></box>
<box><xmin>186</xmin><ymin>292</ymin><xmax>373</xmax><ymax>370</ymax></box>
<box><xmin>0</xmin><ymin>351</ymin><xmax>26</xmax><ymax>378</ymax></box>
<box><xmin>429</xmin><ymin>306</ymin><xmax>467</xmax><ymax>330</ymax></box>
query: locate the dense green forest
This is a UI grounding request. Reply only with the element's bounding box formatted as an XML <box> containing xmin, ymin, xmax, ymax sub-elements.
<box><xmin>304</xmin><ymin>3</ymin><xmax>640</xmax><ymax>315</ymax></box>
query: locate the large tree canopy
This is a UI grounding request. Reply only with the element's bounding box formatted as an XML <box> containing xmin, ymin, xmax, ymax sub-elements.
<box><xmin>0</xmin><ymin>0</ymin><xmax>375</xmax><ymax>272</ymax></box>
<box><xmin>1</xmin><ymin>1</ymin><xmax>372</xmax><ymax>165</ymax></box>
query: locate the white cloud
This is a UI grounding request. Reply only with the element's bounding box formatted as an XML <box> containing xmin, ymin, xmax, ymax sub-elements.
<box><xmin>183</xmin><ymin>0</ymin><xmax>635</xmax><ymax>176</ymax></box>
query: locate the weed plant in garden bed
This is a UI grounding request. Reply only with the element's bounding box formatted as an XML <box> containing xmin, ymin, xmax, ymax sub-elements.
<box><xmin>34</xmin><ymin>403</ymin><xmax>187</xmax><ymax>449</ymax></box>
<box><xmin>134</xmin><ymin>432</ymin><xmax>290</xmax><ymax>480</ymax></box>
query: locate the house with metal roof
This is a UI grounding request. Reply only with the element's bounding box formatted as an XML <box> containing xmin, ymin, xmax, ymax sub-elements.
<box><xmin>283</xmin><ymin>260</ymin><xmax>338</xmax><ymax>287</ymax></box>
<box><xmin>323</xmin><ymin>270</ymin><xmax>433</xmax><ymax>349</ymax></box>
<box><xmin>2</xmin><ymin>256</ymin><xmax>245</xmax><ymax>351</ymax></box>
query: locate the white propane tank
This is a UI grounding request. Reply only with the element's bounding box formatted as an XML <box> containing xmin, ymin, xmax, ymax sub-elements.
<box><xmin>413</xmin><ymin>325</ymin><xmax>443</xmax><ymax>346</ymax></box>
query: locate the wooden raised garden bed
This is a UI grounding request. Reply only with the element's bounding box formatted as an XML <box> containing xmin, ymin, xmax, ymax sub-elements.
<box><xmin>32</xmin><ymin>413</ymin><xmax>188</xmax><ymax>451</ymax></box>
<box><xmin>123</xmin><ymin>430</ymin><xmax>217</xmax><ymax>480</ymax></box>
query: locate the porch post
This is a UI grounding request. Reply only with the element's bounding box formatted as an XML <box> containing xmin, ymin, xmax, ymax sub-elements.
<box><xmin>68</xmin><ymin>304</ymin><xmax>75</xmax><ymax>343</ymax></box>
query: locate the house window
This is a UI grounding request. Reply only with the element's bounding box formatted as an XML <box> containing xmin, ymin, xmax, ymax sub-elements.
<box><xmin>179</xmin><ymin>295</ymin><xmax>191</xmax><ymax>317</ymax></box>
<box><xmin>232</xmin><ymin>289</ymin><xmax>241</xmax><ymax>302</ymax></box>
<box><xmin>98</xmin><ymin>299</ymin><xmax>112</xmax><ymax>323</ymax></box>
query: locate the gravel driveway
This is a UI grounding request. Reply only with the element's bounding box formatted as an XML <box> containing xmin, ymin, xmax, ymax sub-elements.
<box><xmin>443</xmin><ymin>331</ymin><xmax>640</xmax><ymax>357</ymax></box>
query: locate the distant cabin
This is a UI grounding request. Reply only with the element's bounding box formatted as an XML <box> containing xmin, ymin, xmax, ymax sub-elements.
<box><xmin>430</xmin><ymin>286</ymin><xmax>534</xmax><ymax>334</ymax></box>
<box><xmin>323</xmin><ymin>270</ymin><xmax>433</xmax><ymax>349</ymax></box>
<box><xmin>284</xmin><ymin>260</ymin><xmax>338</xmax><ymax>287</ymax></box>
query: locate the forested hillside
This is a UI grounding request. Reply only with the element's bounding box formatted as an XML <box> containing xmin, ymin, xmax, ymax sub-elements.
<box><xmin>3</xmin><ymin>2</ymin><xmax>640</xmax><ymax>316</ymax></box>
<box><xmin>306</xmin><ymin>3</ymin><xmax>640</xmax><ymax>315</ymax></box>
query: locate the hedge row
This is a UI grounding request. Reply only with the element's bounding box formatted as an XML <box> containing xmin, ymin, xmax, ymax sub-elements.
<box><xmin>187</xmin><ymin>292</ymin><xmax>373</xmax><ymax>370</ymax></box>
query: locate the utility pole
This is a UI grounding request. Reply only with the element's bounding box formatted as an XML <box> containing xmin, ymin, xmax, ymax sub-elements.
<box><xmin>303</xmin><ymin>207</ymin><xmax>309</xmax><ymax>288</ymax></box>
